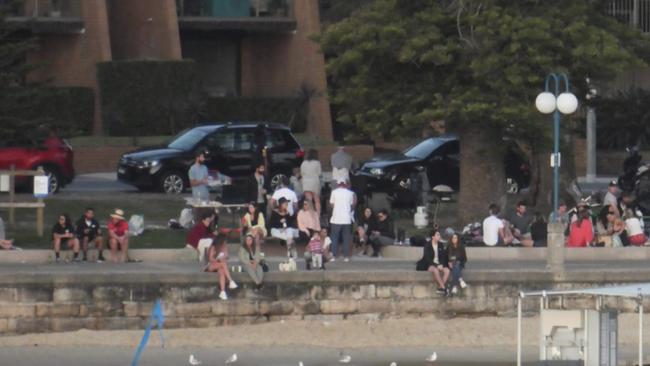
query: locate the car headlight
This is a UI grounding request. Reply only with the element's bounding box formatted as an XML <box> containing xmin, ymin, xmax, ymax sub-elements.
<box><xmin>369</xmin><ymin>168</ymin><xmax>384</xmax><ymax>176</ymax></box>
<box><xmin>137</xmin><ymin>160</ymin><xmax>160</xmax><ymax>168</ymax></box>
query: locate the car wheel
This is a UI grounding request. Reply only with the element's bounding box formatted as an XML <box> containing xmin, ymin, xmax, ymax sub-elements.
<box><xmin>506</xmin><ymin>178</ymin><xmax>519</xmax><ymax>194</ymax></box>
<box><xmin>160</xmin><ymin>171</ymin><xmax>185</xmax><ymax>194</ymax></box>
<box><xmin>270</xmin><ymin>172</ymin><xmax>288</xmax><ymax>191</ymax></box>
<box><xmin>36</xmin><ymin>165</ymin><xmax>61</xmax><ymax>194</ymax></box>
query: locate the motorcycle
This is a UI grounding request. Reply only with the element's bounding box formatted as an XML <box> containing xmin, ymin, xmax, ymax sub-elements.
<box><xmin>617</xmin><ymin>145</ymin><xmax>650</xmax><ymax>215</ymax></box>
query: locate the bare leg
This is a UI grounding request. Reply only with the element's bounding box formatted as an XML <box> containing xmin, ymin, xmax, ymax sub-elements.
<box><xmin>82</xmin><ymin>237</ymin><xmax>89</xmax><ymax>257</ymax></box>
<box><xmin>429</xmin><ymin>266</ymin><xmax>445</xmax><ymax>288</ymax></box>
<box><xmin>218</xmin><ymin>268</ymin><xmax>226</xmax><ymax>291</ymax></box>
<box><xmin>109</xmin><ymin>238</ymin><xmax>118</xmax><ymax>262</ymax></box>
<box><xmin>441</xmin><ymin>267</ymin><xmax>450</xmax><ymax>285</ymax></box>
<box><xmin>120</xmin><ymin>236</ymin><xmax>129</xmax><ymax>262</ymax></box>
<box><xmin>53</xmin><ymin>237</ymin><xmax>61</xmax><ymax>254</ymax></box>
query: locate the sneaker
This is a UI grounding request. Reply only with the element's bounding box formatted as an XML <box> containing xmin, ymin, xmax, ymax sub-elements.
<box><xmin>97</xmin><ymin>255</ymin><xmax>105</xmax><ymax>263</ymax></box>
<box><xmin>343</xmin><ymin>257</ymin><xmax>350</xmax><ymax>262</ymax></box>
<box><xmin>219</xmin><ymin>291</ymin><xmax>228</xmax><ymax>300</ymax></box>
<box><xmin>82</xmin><ymin>254</ymin><xmax>88</xmax><ymax>262</ymax></box>
<box><xmin>436</xmin><ymin>287</ymin><xmax>446</xmax><ymax>294</ymax></box>
<box><xmin>452</xmin><ymin>286</ymin><xmax>458</xmax><ymax>295</ymax></box>
<box><xmin>330</xmin><ymin>257</ymin><xmax>336</xmax><ymax>263</ymax></box>
<box><xmin>55</xmin><ymin>257</ymin><xmax>61</xmax><ymax>263</ymax></box>
<box><xmin>459</xmin><ymin>278</ymin><xmax>468</xmax><ymax>289</ymax></box>
<box><xmin>72</xmin><ymin>256</ymin><xmax>81</xmax><ymax>263</ymax></box>
<box><xmin>228</xmin><ymin>280</ymin><xmax>238</xmax><ymax>290</ymax></box>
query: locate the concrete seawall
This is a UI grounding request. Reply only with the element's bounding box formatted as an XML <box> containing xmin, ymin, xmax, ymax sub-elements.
<box><xmin>2</xmin><ymin>259</ymin><xmax>650</xmax><ymax>334</ymax></box>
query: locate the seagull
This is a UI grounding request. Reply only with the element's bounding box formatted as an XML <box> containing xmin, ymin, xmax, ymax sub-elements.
<box><xmin>299</xmin><ymin>362</ymin><xmax>304</xmax><ymax>366</ymax></box>
<box><xmin>338</xmin><ymin>352</ymin><xmax>352</xmax><ymax>363</ymax></box>
<box><xmin>189</xmin><ymin>354</ymin><xmax>202</xmax><ymax>365</ymax></box>
<box><xmin>425</xmin><ymin>351</ymin><xmax>438</xmax><ymax>362</ymax></box>
<box><xmin>390</xmin><ymin>362</ymin><xmax>397</xmax><ymax>366</ymax></box>
<box><xmin>225</xmin><ymin>353</ymin><xmax>238</xmax><ymax>364</ymax></box>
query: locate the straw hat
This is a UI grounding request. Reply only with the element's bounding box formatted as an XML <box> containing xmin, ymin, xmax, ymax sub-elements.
<box><xmin>110</xmin><ymin>208</ymin><xmax>125</xmax><ymax>220</ymax></box>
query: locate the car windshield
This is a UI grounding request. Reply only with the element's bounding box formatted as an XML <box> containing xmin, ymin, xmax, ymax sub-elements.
<box><xmin>167</xmin><ymin>129</ymin><xmax>208</xmax><ymax>151</ymax></box>
<box><xmin>403</xmin><ymin>138</ymin><xmax>445</xmax><ymax>159</ymax></box>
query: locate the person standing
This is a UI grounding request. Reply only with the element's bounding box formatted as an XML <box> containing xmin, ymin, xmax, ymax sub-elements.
<box><xmin>52</xmin><ymin>213</ymin><xmax>81</xmax><ymax>262</ymax></box>
<box><xmin>301</xmin><ymin>149</ymin><xmax>322</xmax><ymax>212</ymax></box>
<box><xmin>189</xmin><ymin>151</ymin><xmax>210</xmax><ymax>202</ymax></box>
<box><xmin>329</xmin><ymin>178</ymin><xmax>356</xmax><ymax>262</ymax></box>
<box><xmin>331</xmin><ymin>146</ymin><xmax>353</xmax><ymax>184</ymax></box>
<box><xmin>249</xmin><ymin>163</ymin><xmax>268</xmax><ymax>211</ymax></box>
<box><xmin>107</xmin><ymin>209</ymin><xmax>130</xmax><ymax>262</ymax></box>
<box><xmin>603</xmin><ymin>180</ymin><xmax>619</xmax><ymax>215</ymax></box>
<box><xmin>75</xmin><ymin>208</ymin><xmax>105</xmax><ymax>262</ymax></box>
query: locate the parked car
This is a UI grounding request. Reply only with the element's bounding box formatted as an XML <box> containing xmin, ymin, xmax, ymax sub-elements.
<box><xmin>353</xmin><ymin>134</ymin><xmax>530</xmax><ymax>194</ymax></box>
<box><xmin>0</xmin><ymin>135</ymin><xmax>75</xmax><ymax>193</ymax></box>
<box><xmin>117</xmin><ymin>122</ymin><xmax>304</xmax><ymax>193</ymax></box>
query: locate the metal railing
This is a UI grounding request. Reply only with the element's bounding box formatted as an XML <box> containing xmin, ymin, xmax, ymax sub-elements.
<box><xmin>607</xmin><ymin>0</ymin><xmax>650</xmax><ymax>33</ymax></box>
<box><xmin>176</xmin><ymin>0</ymin><xmax>292</xmax><ymax>18</ymax></box>
<box><xmin>1</xmin><ymin>0</ymin><xmax>81</xmax><ymax>18</ymax></box>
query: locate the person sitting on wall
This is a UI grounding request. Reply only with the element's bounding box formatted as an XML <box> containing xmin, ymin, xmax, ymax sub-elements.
<box><xmin>368</xmin><ymin>209</ymin><xmax>394</xmax><ymax>257</ymax></box>
<box><xmin>75</xmin><ymin>207</ymin><xmax>105</xmax><ymax>262</ymax></box>
<box><xmin>416</xmin><ymin>229</ymin><xmax>450</xmax><ymax>296</ymax></box>
<box><xmin>205</xmin><ymin>233</ymin><xmax>238</xmax><ymax>301</ymax></box>
<box><xmin>186</xmin><ymin>211</ymin><xmax>215</xmax><ymax>263</ymax></box>
<box><xmin>242</xmin><ymin>202</ymin><xmax>266</xmax><ymax>252</ymax></box>
<box><xmin>107</xmin><ymin>209</ymin><xmax>130</xmax><ymax>262</ymax></box>
<box><xmin>238</xmin><ymin>234</ymin><xmax>264</xmax><ymax>289</ymax></box>
<box><xmin>52</xmin><ymin>213</ymin><xmax>81</xmax><ymax>262</ymax></box>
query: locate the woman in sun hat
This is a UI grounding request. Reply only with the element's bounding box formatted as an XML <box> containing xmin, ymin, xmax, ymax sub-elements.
<box><xmin>108</xmin><ymin>208</ymin><xmax>129</xmax><ymax>262</ymax></box>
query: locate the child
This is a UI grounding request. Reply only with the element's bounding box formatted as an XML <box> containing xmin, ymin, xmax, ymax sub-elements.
<box><xmin>307</xmin><ymin>230</ymin><xmax>323</xmax><ymax>270</ymax></box>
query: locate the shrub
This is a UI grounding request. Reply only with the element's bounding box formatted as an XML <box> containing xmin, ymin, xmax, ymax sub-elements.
<box><xmin>0</xmin><ymin>87</ymin><xmax>94</xmax><ymax>138</ymax></box>
<box><xmin>97</xmin><ymin>60</ymin><xmax>204</xmax><ymax>137</ymax></box>
<box><xmin>593</xmin><ymin>88</ymin><xmax>650</xmax><ymax>149</ymax></box>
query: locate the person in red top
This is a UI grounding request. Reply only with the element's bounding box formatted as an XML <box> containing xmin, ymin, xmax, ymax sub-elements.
<box><xmin>186</xmin><ymin>211</ymin><xmax>215</xmax><ymax>263</ymax></box>
<box><xmin>108</xmin><ymin>209</ymin><xmax>129</xmax><ymax>262</ymax></box>
<box><xmin>567</xmin><ymin>209</ymin><xmax>594</xmax><ymax>247</ymax></box>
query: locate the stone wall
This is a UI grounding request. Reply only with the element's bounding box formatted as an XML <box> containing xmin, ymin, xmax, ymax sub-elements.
<box><xmin>1</xmin><ymin>270</ymin><xmax>649</xmax><ymax>334</ymax></box>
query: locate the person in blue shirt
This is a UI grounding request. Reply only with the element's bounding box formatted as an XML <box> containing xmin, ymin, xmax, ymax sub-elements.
<box><xmin>189</xmin><ymin>151</ymin><xmax>210</xmax><ymax>201</ymax></box>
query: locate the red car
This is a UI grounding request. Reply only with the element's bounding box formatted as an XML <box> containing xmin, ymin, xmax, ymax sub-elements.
<box><xmin>0</xmin><ymin>135</ymin><xmax>75</xmax><ymax>193</ymax></box>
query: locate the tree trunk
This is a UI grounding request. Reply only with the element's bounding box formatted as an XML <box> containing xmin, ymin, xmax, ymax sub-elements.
<box><xmin>457</xmin><ymin>126</ymin><xmax>507</xmax><ymax>224</ymax></box>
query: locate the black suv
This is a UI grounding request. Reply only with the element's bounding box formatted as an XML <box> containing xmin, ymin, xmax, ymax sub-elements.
<box><xmin>117</xmin><ymin>122</ymin><xmax>304</xmax><ymax>193</ymax></box>
<box><xmin>354</xmin><ymin>134</ymin><xmax>530</xmax><ymax>194</ymax></box>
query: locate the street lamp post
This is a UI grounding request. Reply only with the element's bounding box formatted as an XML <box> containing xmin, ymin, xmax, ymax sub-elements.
<box><xmin>535</xmin><ymin>73</ymin><xmax>578</xmax><ymax>222</ymax></box>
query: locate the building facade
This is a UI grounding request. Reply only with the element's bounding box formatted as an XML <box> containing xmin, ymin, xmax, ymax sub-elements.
<box><xmin>5</xmin><ymin>0</ymin><xmax>333</xmax><ymax>139</ymax></box>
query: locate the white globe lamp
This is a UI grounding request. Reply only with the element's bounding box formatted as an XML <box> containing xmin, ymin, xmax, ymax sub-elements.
<box><xmin>556</xmin><ymin>92</ymin><xmax>578</xmax><ymax>114</ymax></box>
<box><xmin>535</xmin><ymin>92</ymin><xmax>556</xmax><ymax>114</ymax></box>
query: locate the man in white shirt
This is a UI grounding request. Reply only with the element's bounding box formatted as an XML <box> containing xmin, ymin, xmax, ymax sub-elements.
<box><xmin>483</xmin><ymin>203</ymin><xmax>506</xmax><ymax>246</ymax></box>
<box><xmin>329</xmin><ymin>178</ymin><xmax>356</xmax><ymax>261</ymax></box>
<box><xmin>603</xmin><ymin>180</ymin><xmax>619</xmax><ymax>215</ymax></box>
<box><xmin>271</xmin><ymin>177</ymin><xmax>299</xmax><ymax>216</ymax></box>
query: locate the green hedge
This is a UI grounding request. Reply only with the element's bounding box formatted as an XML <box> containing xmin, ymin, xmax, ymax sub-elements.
<box><xmin>205</xmin><ymin>96</ymin><xmax>307</xmax><ymax>132</ymax></box>
<box><xmin>0</xmin><ymin>86</ymin><xmax>94</xmax><ymax>138</ymax></box>
<box><xmin>97</xmin><ymin>60</ymin><xmax>203</xmax><ymax>136</ymax></box>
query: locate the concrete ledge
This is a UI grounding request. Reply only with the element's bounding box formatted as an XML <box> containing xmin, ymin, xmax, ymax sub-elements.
<box><xmin>381</xmin><ymin>245</ymin><xmax>650</xmax><ymax>261</ymax></box>
<box><xmin>0</xmin><ymin>248</ymin><xmax>197</xmax><ymax>264</ymax></box>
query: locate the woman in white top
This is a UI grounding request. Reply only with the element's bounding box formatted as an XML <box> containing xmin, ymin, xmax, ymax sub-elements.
<box><xmin>624</xmin><ymin>209</ymin><xmax>647</xmax><ymax>246</ymax></box>
<box><xmin>300</xmin><ymin>149</ymin><xmax>322</xmax><ymax>213</ymax></box>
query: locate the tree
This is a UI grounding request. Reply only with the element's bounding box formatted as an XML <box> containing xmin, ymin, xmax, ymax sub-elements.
<box><xmin>319</xmin><ymin>0</ymin><xmax>650</xmax><ymax>222</ymax></box>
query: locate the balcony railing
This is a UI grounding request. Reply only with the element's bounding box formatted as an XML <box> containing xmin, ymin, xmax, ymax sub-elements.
<box><xmin>1</xmin><ymin>0</ymin><xmax>82</xmax><ymax>18</ymax></box>
<box><xmin>607</xmin><ymin>0</ymin><xmax>650</xmax><ymax>34</ymax></box>
<box><xmin>176</xmin><ymin>0</ymin><xmax>293</xmax><ymax>18</ymax></box>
